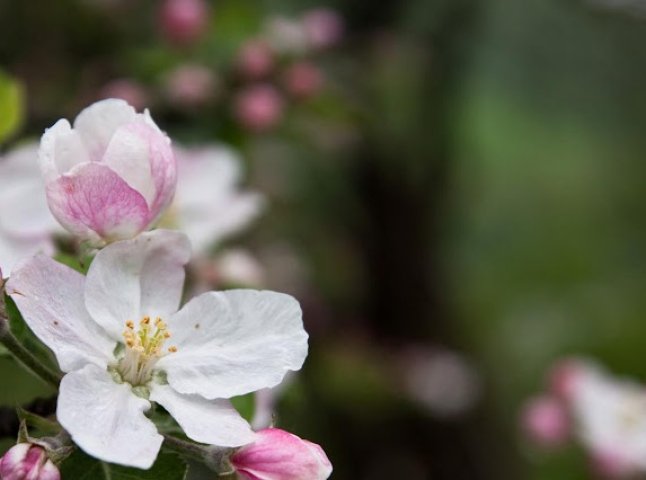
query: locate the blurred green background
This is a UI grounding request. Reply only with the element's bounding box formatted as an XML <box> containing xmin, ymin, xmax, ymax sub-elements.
<box><xmin>2</xmin><ymin>0</ymin><xmax>646</xmax><ymax>478</ymax></box>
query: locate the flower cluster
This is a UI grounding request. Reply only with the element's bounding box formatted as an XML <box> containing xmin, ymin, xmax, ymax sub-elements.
<box><xmin>0</xmin><ymin>99</ymin><xmax>332</xmax><ymax>479</ymax></box>
<box><xmin>522</xmin><ymin>358</ymin><xmax>646</xmax><ymax>478</ymax></box>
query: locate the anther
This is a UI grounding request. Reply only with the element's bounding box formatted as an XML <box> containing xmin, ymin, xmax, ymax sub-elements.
<box><xmin>168</xmin><ymin>346</ymin><xmax>178</xmax><ymax>353</ymax></box>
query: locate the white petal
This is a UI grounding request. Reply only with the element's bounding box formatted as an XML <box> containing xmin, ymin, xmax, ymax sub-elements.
<box><xmin>102</xmin><ymin>121</ymin><xmax>159</xmax><ymax>207</ymax></box>
<box><xmin>158</xmin><ymin>290</ymin><xmax>308</xmax><ymax>399</ymax></box>
<box><xmin>85</xmin><ymin>230</ymin><xmax>191</xmax><ymax>339</ymax></box>
<box><xmin>150</xmin><ymin>383</ymin><xmax>256</xmax><ymax>447</ymax></box>
<box><xmin>39</xmin><ymin>120</ymin><xmax>91</xmax><ymax>182</ymax></box>
<box><xmin>0</xmin><ymin>143</ymin><xmax>64</xmax><ymax>239</ymax></box>
<box><xmin>73</xmin><ymin>99</ymin><xmax>136</xmax><ymax>160</ymax></box>
<box><xmin>181</xmin><ymin>192</ymin><xmax>264</xmax><ymax>253</ymax></box>
<box><xmin>6</xmin><ymin>254</ymin><xmax>114</xmax><ymax>372</ymax></box>
<box><xmin>174</xmin><ymin>145</ymin><xmax>264</xmax><ymax>252</ymax></box>
<box><xmin>0</xmin><ymin>233</ymin><xmax>54</xmax><ymax>275</ymax></box>
<box><xmin>57</xmin><ymin>364</ymin><xmax>163</xmax><ymax>469</ymax></box>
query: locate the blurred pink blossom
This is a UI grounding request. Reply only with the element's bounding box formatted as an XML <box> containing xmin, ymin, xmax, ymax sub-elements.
<box><xmin>283</xmin><ymin>62</ymin><xmax>324</xmax><ymax>99</ymax></box>
<box><xmin>548</xmin><ymin>357</ymin><xmax>590</xmax><ymax>402</ymax></box>
<box><xmin>164</xmin><ymin>64</ymin><xmax>217</xmax><ymax>108</ymax></box>
<box><xmin>302</xmin><ymin>8</ymin><xmax>344</xmax><ymax>49</ymax></box>
<box><xmin>234</xmin><ymin>84</ymin><xmax>284</xmax><ymax>132</ymax></box>
<box><xmin>159</xmin><ymin>0</ymin><xmax>209</xmax><ymax>46</ymax></box>
<box><xmin>521</xmin><ymin>395</ymin><xmax>570</xmax><ymax>447</ymax></box>
<box><xmin>238</xmin><ymin>40</ymin><xmax>275</xmax><ymax>79</ymax></box>
<box><xmin>99</xmin><ymin>79</ymin><xmax>149</xmax><ymax>111</ymax></box>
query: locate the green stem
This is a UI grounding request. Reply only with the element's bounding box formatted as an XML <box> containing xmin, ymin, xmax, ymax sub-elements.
<box><xmin>0</xmin><ymin>303</ymin><xmax>61</xmax><ymax>389</ymax></box>
<box><xmin>162</xmin><ymin>435</ymin><xmax>232</xmax><ymax>473</ymax></box>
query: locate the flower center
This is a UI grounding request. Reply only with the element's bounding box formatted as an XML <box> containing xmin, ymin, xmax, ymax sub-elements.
<box><xmin>116</xmin><ymin>316</ymin><xmax>177</xmax><ymax>386</ymax></box>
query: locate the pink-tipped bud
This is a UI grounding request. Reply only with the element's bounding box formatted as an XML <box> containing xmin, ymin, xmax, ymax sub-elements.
<box><xmin>159</xmin><ymin>0</ymin><xmax>209</xmax><ymax>46</ymax></box>
<box><xmin>237</xmin><ymin>40</ymin><xmax>275</xmax><ymax>79</ymax></box>
<box><xmin>283</xmin><ymin>62</ymin><xmax>324</xmax><ymax>99</ymax></box>
<box><xmin>231</xmin><ymin>428</ymin><xmax>332</xmax><ymax>480</ymax></box>
<box><xmin>0</xmin><ymin>443</ymin><xmax>60</xmax><ymax>480</ymax></box>
<box><xmin>234</xmin><ymin>84</ymin><xmax>284</xmax><ymax>132</ymax></box>
<box><xmin>99</xmin><ymin>79</ymin><xmax>149</xmax><ymax>111</ymax></box>
<box><xmin>39</xmin><ymin>99</ymin><xmax>176</xmax><ymax>245</ymax></box>
<box><xmin>302</xmin><ymin>8</ymin><xmax>344</xmax><ymax>50</ymax></box>
<box><xmin>521</xmin><ymin>395</ymin><xmax>570</xmax><ymax>448</ymax></box>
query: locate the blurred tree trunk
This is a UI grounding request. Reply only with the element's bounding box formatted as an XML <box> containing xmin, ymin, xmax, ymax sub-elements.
<box><xmin>343</xmin><ymin>0</ymin><xmax>516</xmax><ymax>478</ymax></box>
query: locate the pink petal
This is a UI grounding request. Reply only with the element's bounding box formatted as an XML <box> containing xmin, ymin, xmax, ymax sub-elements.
<box><xmin>45</xmin><ymin>162</ymin><xmax>150</xmax><ymax>243</ymax></box>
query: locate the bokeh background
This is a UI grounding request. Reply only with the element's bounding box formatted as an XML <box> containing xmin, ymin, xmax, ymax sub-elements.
<box><xmin>2</xmin><ymin>0</ymin><xmax>646</xmax><ymax>478</ymax></box>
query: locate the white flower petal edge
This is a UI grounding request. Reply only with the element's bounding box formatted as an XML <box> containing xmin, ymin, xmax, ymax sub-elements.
<box><xmin>57</xmin><ymin>364</ymin><xmax>163</xmax><ymax>469</ymax></box>
<box><xmin>6</xmin><ymin>254</ymin><xmax>115</xmax><ymax>372</ymax></box>
<box><xmin>158</xmin><ymin>289</ymin><xmax>308</xmax><ymax>399</ymax></box>
<box><xmin>84</xmin><ymin>230</ymin><xmax>191</xmax><ymax>340</ymax></box>
<box><xmin>150</xmin><ymin>384</ymin><xmax>257</xmax><ymax>447</ymax></box>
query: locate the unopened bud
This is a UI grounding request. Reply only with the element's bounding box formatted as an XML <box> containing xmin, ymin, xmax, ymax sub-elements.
<box><xmin>230</xmin><ymin>428</ymin><xmax>332</xmax><ymax>480</ymax></box>
<box><xmin>0</xmin><ymin>443</ymin><xmax>60</xmax><ymax>480</ymax></box>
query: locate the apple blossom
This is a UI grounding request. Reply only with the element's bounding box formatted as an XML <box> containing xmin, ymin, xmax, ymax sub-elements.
<box><xmin>569</xmin><ymin>363</ymin><xmax>646</xmax><ymax>476</ymax></box>
<box><xmin>164</xmin><ymin>65</ymin><xmax>217</xmax><ymax>108</ymax></box>
<box><xmin>302</xmin><ymin>8</ymin><xmax>344</xmax><ymax>50</ymax></box>
<box><xmin>264</xmin><ymin>16</ymin><xmax>308</xmax><ymax>55</ymax></box>
<box><xmin>165</xmin><ymin>145</ymin><xmax>264</xmax><ymax>253</ymax></box>
<box><xmin>237</xmin><ymin>40</ymin><xmax>275</xmax><ymax>79</ymax></box>
<box><xmin>283</xmin><ymin>62</ymin><xmax>324</xmax><ymax>99</ymax></box>
<box><xmin>521</xmin><ymin>395</ymin><xmax>570</xmax><ymax>447</ymax></box>
<box><xmin>0</xmin><ymin>142</ymin><xmax>59</xmax><ymax>273</ymax></box>
<box><xmin>6</xmin><ymin>229</ymin><xmax>308</xmax><ymax>468</ymax></box>
<box><xmin>38</xmin><ymin>99</ymin><xmax>177</xmax><ymax>245</ymax></box>
<box><xmin>159</xmin><ymin>0</ymin><xmax>209</xmax><ymax>46</ymax></box>
<box><xmin>230</xmin><ymin>428</ymin><xmax>332</xmax><ymax>480</ymax></box>
<box><xmin>234</xmin><ymin>85</ymin><xmax>284</xmax><ymax>132</ymax></box>
<box><xmin>0</xmin><ymin>443</ymin><xmax>60</xmax><ymax>480</ymax></box>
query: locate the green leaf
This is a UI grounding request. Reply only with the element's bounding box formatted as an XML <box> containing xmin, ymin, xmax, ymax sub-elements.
<box><xmin>0</xmin><ymin>71</ymin><xmax>24</xmax><ymax>144</ymax></box>
<box><xmin>60</xmin><ymin>450</ymin><xmax>188</xmax><ymax>480</ymax></box>
<box><xmin>4</xmin><ymin>295</ymin><xmax>59</xmax><ymax>373</ymax></box>
<box><xmin>230</xmin><ymin>393</ymin><xmax>255</xmax><ymax>422</ymax></box>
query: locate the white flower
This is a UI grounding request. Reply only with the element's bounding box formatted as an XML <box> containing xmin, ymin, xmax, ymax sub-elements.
<box><xmin>165</xmin><ymin>145</ymin><xmax>264</xmax><ymax>254</ymax></box>
<box><xmin>0</xmin><ymin>142</ymin><xmax>59</xmax><ymax>273</ymax></box>
<box><xmin>6</xmin><ymin>230</ymin><xmax>308</xmax><ymax>469</ymax></box>
<box><xmin>570</xmin><ymin>362</ymin><xmax>646</xmax><ymax>474</ymax></box>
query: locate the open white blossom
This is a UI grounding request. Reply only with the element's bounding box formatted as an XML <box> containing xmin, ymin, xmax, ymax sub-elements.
<box><xmin>6</xmin><ymin>229</ymin><xmax>308</xmax><ymax>469</ymax></box>
<box><xmin>163</xmin><ymin>145</ymin><xmax>264</xmax><ymax>254</ymax></box>
<box><xmin>570</xmin><ymin>362</ymin><xmax>646</xmax><ymax>475</ymax></box>
<box><xmin>0</xmin><ymin>143</ymin><xmax>60</xmax><ymax>273</ymax></box>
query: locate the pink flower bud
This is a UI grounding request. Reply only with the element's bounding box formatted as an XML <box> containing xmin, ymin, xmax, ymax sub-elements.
<box><xmin>234</xmin><ymin>84</ymin><xmax>284</xmax><ymax>132</ymax></box>
<box><xmin>231</xmin><ymin>428</ymin><xmax>332</xmax><ymax>480</ymax></box>
<box><xmin>39</xmin><ymin>99</ymin><xmax>176</xmax><ymax>245</ymax></box>
<box><xmin>302</xmin><ymin>8</ymin><xmax>344</xmax><ymax>50</ymax></box>
<box><xmin>99</xmin><ymin>79</ymin><xmax>149</xmax><ymax>111</ymax></box>
<box><xmin>521</xmin><ymin>395</ymin><xmax>570</xmax><ymax>447</ymax></box>
<box><xmin>159</xmin><ymin>0</ymin><xmax>209</xmax><ymax>46</ymax></box>
<box><xmin>237</xmin><ymin>40</ymin><xmax>274</xmax><ymax>79</ymax></box>
<box><xmin>165</xmin><ymin>64</ymin><xmax>217</xmax><ymax>108</ymax></box>
<box><xmin>283</xmin><ymin>62</ymin><xmax>324</xmax><ymax>99</ymax></box>
<box><xmin>0</xmin><ymin>443</ymin><xmax>60</xmax><ymax>480</ymax></box>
